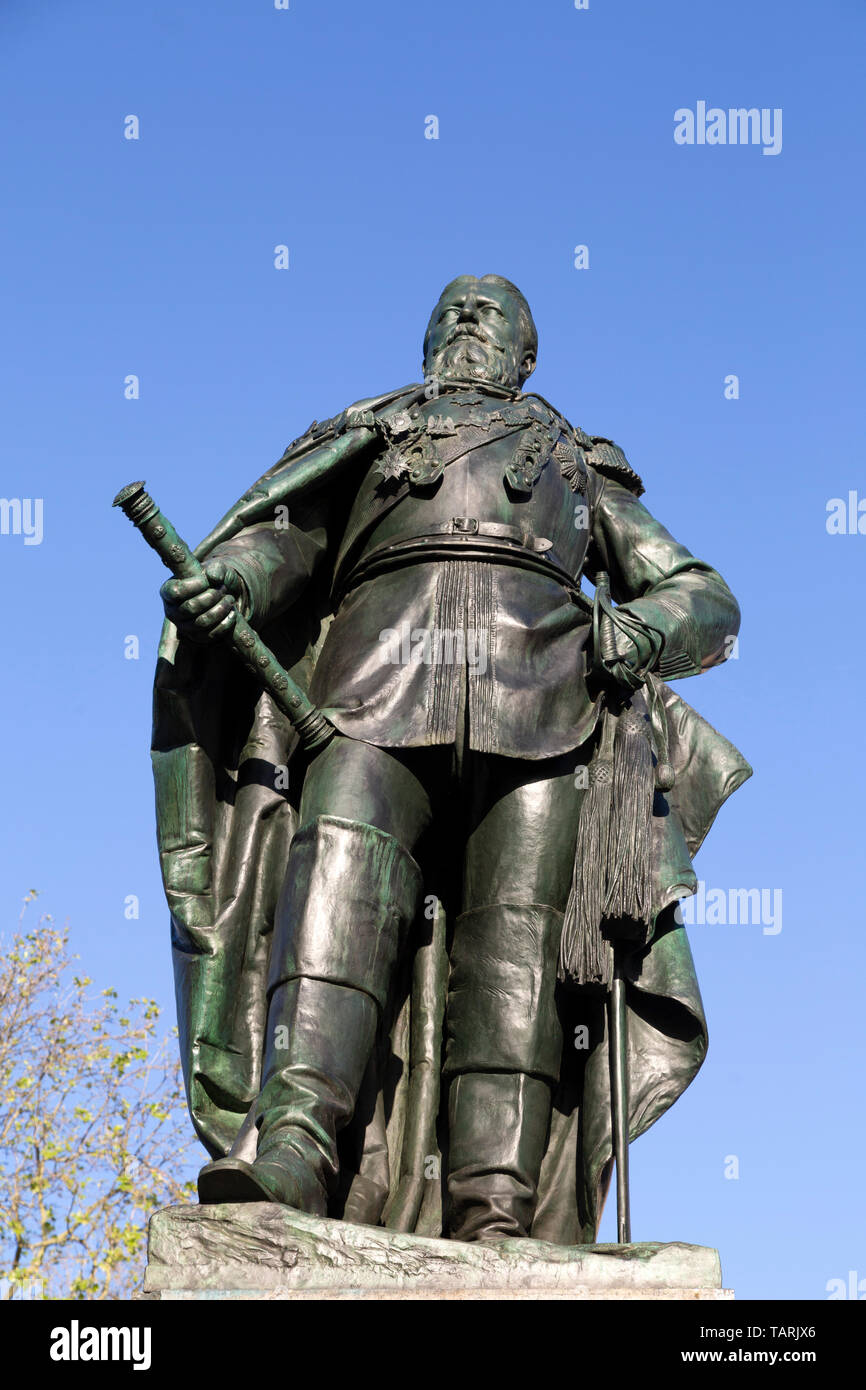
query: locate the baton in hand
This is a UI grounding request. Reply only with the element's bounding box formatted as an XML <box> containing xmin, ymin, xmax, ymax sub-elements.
<box><xmin>113</xmin><ymin>481</ymin><xmax>335</xmax><ymax>753</ymax></box>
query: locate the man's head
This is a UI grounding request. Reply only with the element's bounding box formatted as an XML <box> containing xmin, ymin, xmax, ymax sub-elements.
<box><xmin>423</xmin><ymin>275</ymin><xmax>537</xmax><ymax>392</ymax></box>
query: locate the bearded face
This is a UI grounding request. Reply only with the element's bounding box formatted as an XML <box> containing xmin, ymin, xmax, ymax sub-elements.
<box><xmin>423</xmin><ymin>276</ymin><xmax>536</xmax><ymax>391</ymax></box>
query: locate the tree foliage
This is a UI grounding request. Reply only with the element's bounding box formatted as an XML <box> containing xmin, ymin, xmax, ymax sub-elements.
<box><xmin>0</xmin><ymin>893</ymin><xmax>196</xmax><ymax>1299</ymax></box>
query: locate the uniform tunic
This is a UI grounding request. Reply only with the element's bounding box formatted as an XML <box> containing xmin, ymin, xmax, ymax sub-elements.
<box><xmin>212</xmin><ymin>385</ymin><xmax>739</xmax><ymax>760</ymax></box>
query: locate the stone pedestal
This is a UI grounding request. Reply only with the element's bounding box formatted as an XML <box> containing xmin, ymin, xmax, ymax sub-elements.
<box><xmin>140</xmin><ymin>1204</ymin><xmax>733</xmax><ymax>1300</ymax></box>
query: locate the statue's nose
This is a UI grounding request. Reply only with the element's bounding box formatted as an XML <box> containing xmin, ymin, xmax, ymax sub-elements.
<box><xmin>458</xmin><ymin>294</ymin><xmax>478</xmax><ymax>322</ymax></box>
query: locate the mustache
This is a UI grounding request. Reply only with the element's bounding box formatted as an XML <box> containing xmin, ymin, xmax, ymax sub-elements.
<box><xmin>444</xmin><ymin>323</ymin><xmax>503</xmax><ymax>353</ymax></box>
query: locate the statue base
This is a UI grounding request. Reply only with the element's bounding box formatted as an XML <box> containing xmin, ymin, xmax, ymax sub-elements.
<box><xmin>140</xmin><ymin>1204</ymin><xmax>733</xmax><ymax>1300</ymax></box>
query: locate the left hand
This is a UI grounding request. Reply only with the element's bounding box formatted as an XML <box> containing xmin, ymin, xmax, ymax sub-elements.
<box><xmin>601</xmin><ymin>617</ymin><xmax>658</xmax><ymax>692</ymax></box>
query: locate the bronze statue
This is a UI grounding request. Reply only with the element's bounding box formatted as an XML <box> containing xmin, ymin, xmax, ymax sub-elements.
<box><xmin>123</xmin><ymin>274</ymin><xmax>751</xmax><ymax>1244</ymax></box>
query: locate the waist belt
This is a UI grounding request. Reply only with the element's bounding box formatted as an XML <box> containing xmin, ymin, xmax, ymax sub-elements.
<box><xmin>373</xmin><ymin>516</ymin><xmax>555</xmax><ymax>552</ymax></box>
<box><xmin>334</xmin><ymin>516</ymin><xmax>592</xmax><ymax>614</ymax></box>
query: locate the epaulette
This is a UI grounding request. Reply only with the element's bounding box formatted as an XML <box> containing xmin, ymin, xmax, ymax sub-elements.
<box><xmin>523</xmin><ymin>392</ymin><xmax>576</xmax><ymax>439</ymax></box>
<box><xmin>584</xmin><ymin>436</ymin><xmax>644</xmax><ymax>497</ymax></box>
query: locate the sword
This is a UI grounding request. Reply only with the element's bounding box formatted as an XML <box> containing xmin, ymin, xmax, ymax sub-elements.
<box><xmin>609</xmin><ymin>946</ymin><xmax>632</xmax><ymax>1243</ymax></box>
<box><xmin>112</xmin><ymin>481</ymin><xmax>335</xmax><ymax>753</ymax></box>
<box><xmin>596</xmin><ymin>574</ymin><xmax>632</xmax><ymax>1244</ymax></box>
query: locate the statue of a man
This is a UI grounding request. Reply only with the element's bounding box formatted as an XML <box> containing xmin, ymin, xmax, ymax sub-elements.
<box><xmin>153</xmin><ymin>275</ymin><xmax>751</xmax><ymax>1243</ymax></box>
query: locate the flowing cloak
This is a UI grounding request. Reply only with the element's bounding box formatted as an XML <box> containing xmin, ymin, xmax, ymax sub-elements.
<box><xmin>151</xmin><ymin>383</ymin><xmax>752</xmax><ymax>1243</ymax></box>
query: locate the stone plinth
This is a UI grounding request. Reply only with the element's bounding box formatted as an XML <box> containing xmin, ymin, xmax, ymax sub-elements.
<box><xmin>140</xmin><ymin>1204</ymin><xmax>733</xmax><ymax>1300</ymax></box>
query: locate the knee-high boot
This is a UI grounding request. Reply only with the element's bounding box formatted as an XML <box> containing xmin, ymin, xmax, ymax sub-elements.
<box><xmin>198</xmin><ymin>815</ymin><xmax>422</xmax><ymax>1209</ymax></box>
<box><xmin>447</xmin><ymin>1070</ymin><xmax>553</xmax><ymax>1241</ymax></box>
<box><xmin>443</xmin><ymin>902</ymin><xmax>564</xmax><ymax>1241</ymax></box>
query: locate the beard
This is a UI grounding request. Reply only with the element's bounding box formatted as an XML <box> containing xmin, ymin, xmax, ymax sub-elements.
<box><xmin>425</xmin><ymin>327</ymin><xmax>518</xmax><ymax>389</ymax></box>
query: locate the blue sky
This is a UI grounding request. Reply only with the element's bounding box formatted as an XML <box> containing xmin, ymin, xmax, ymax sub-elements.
<box><xmin>1</xmin><ymin>0</ymin><xmax>864</xmax><ymax>1300</ymax></box>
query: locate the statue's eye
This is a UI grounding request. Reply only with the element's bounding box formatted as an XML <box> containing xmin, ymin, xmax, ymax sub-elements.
<box><xmin>438</xmin><ymin>308</ymin><xmax>458</xmax><ymax>323</ymax></box>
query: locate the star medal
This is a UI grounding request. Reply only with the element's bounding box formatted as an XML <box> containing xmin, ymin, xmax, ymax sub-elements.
<box><xmin>374</xmin><ymin>446</ymin><xmax>411</xmax><ymax>487</ymax></box>
<box><xmin>554</xmin><ymin>439</ymin><xmax>588</xmax><ymax>494</ymax></box>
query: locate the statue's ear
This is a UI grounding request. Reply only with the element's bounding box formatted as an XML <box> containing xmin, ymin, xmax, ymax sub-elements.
<box><xmin>520</xmin><ymin>351</ymin><xmax>537</xmax><ymax>383</ymax></box>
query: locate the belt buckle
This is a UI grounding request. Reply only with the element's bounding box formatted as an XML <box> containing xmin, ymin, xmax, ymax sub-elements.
<box><xmin>451</xmin><ymin>516</ymin><xmax>478</xmax><ymax>535</ymax></box>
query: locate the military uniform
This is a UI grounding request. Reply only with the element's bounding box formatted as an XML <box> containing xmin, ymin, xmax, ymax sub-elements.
<box><xmin>215</xmin><ymin>385</ymin><xmax>736</xmax><ymax>756</ymax></box>
<box><xmin>197</xmin><ymin>381</ymin><xmax>740</xmax><ymax>1238</ymax></box>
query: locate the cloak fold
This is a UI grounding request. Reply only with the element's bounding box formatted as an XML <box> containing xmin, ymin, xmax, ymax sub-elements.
<box><xmin>152</xmin><ymin>389</ymin><xmax>752</xmax><ymax>1240</ymax></box>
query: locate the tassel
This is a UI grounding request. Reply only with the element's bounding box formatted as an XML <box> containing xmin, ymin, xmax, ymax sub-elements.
<box><xmin>558</xmin><ymin>698</ymin><xmax>656</xmax><ymax>987</ymax></box>
<box><xmin>558</xmin><ymin>710</ymin><xmax>616</xmax><ymax>988</ymax></box>
<box><xmin>559</xmin><ymin>569</ymin><xmax>662</xmax><ymax>987</ymax></box>
<box><xmin>604</xmin><ymin>703</ymin><xmax>654</xmax><ymax>934</ymax></box>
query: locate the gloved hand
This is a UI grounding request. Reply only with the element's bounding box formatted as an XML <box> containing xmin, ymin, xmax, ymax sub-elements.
<box><xmin>598</xmin><ymin>610</ymin><xmax>662</xmax><ymax>693</ymax></box>
<box><xmin>160</xmin><ymin>558</ymin><xmax>249</xmax><ymax>644</ymax></box>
